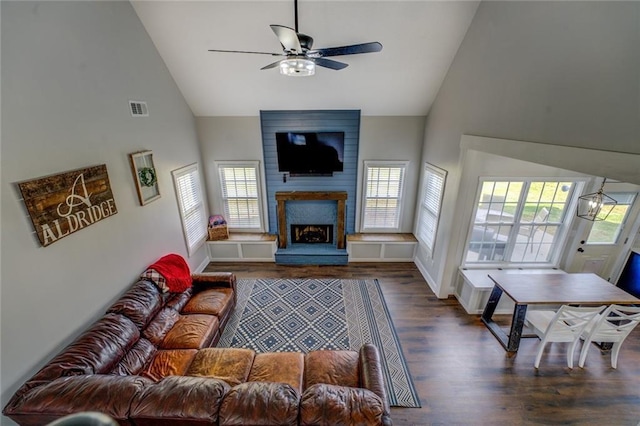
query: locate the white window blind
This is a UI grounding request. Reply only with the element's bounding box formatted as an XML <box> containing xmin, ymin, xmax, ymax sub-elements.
<box><xmin>418</xmin><ymin>164</ymin><xmax>446</xmax><ymax>255</ymax></box>
<box><xmin>361</xmin><ymin>161</ymin><xmax>408</xmax><ymax>231</ymax></box>
<box><xmin>218</xmin><ymin>162</ymin><xmax>263</xmax><ymax>230</ymax></box>
<box><xmin>172</xmin><ymin>163</ymin><xmax>207</xmax><ymax>256</ymax></box>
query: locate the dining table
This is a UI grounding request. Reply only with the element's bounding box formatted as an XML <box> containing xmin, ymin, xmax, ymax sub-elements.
<box><xmin>481</xmin><ymin>272</ymin><xmax>640</xmax><ymax>352</ymax></box>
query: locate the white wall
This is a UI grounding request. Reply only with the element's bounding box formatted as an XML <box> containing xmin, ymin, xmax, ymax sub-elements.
<box><xmin>0</xmin><ymin>2</ymin><xmax>206</xmax><ymax>418</ymax></box>
<box><xmin>358</xmin><ymin>116</ymin><xmax>425</xmax><ymax>233</ymax></box>
<box><xmin>417</xmin><ymin>1</ymin><xmax>640</xmax><ymax>297</ymax></box>
<box><xmin>196</xmin><ymin>116</ymin><xmax>264</xmax><ymax>225</ymax></box>
<box><xmin>196</xmin><ymin>115</ymin><xmax>425</xmax><ymax>234</ymax></box>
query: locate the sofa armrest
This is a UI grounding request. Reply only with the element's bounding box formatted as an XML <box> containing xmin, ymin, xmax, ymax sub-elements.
<box><xmin>359</xmin><ymin>344</ymin><xmax>392</xmax><ymax>426</ymax></box>
<box><xmin>3</xmin><ymin>375</ymin><xmax>152</xmax><ymax>425</ymax></box>
<box><xmin>192</xmin><ymin>273</ymin><xmax>237</xmax><ymax>302</ymax></box>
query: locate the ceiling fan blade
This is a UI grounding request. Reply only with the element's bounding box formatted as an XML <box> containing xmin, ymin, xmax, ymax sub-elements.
<box><xmin>270</xmin><ymin>24</ymin><xmax>302</xmax><ymax>54</ymax></box>
<box><xmin>208</xmin><ymin>49</ymin><xmax>285</xmax><ymax>56</ymax></box>
<box><xmin>308</xmin><ymin>42</ymin><xmax>383</xmax><ymax>58</ymax></box>
<box><xmin>261</xmin><ymin>60</ymin><xmax>282</xmax><ymax>70</ymax></box>
<box><xmin>313</xmin><ymin>58</ymin><xmax>349</xmax><ymax>70</ymax></box>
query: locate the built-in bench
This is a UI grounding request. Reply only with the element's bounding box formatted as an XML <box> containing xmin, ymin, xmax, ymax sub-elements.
<box><xmin>455</xmin><ymin>267</ymin><xmax>567</xmax><ymax>314</ymax></box>
<box><xmin>207</xmin><ymin>233</ymin><xmax>278</xmax><ymax>262</ymax></box>
<box><xmin>207</xmin><ymin>232</ymin><xmax>418</xmax><ymax>263</ymax></box>
<box><xmin>346</xmin><ymin>233</ymin><xmax>418</xmax><ymax>262</ymax></box>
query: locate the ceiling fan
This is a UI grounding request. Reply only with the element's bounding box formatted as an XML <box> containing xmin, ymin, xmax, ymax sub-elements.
<box><xmin>207</xmin><ymin>0</ymin><xmax>382</xmax><ymax>76</ymax></box>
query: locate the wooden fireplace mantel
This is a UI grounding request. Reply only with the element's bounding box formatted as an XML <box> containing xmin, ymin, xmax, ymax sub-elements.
<box><xmin>275</xmin><ymin>191</ymin><xmax>347</xmax><ymax>249</ymax></box>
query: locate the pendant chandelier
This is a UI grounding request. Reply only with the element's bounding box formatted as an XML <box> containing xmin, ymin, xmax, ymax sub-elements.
<box><xmin>576</xmin><ymin>178</ymin><xmax>617</xmax><ymax>221</ymax></box>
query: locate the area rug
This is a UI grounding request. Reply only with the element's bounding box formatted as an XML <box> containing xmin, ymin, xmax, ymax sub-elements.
<box><xmin>218</xmin><ymin>278</ymin><xmax>421</xmax><ymax>408</ymax></box>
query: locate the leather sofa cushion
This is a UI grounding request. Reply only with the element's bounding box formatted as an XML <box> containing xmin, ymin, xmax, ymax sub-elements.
<box><xmin>4</xmin><ymin>375</ymin><xmax>151</xmax><ymax>425</ymax></box>
<box><xmin>181</xmin><ymin>288</ymin><xmax>234</xmax><ymax>317</ymax></box>
<box><xmin>27</xmin><ymin>313</ymin><xmax>140</xmax><ymax>384</ymax></box>
<box><xmin>248</xmin><ymin>352</ymin><xmax>305</xmax><ymax>393</ymax></box>
<box><xmin>160</xmin><ymin>314</ymin><xmax>218</xmax><ymax>349</ymax></box>
<box><xmin>143</xmin><ymin>308</ymin><xmax>180</xmax><ymax>346</ymax></box>
<box><xmin>130</xmin><ymin>376</ymin><xmax>229</xmax><ymax>426</ymax></box>
<box><xmin>110</xmin><ymin>338</ymin><xmax>157</xmax><ymax>376</ymax></box>
<box><xmin>107</xmin><ymin>280</ymin><xmax>163</xmax><ymax>329</ymax></box>
<box><xmin>186</xmin><ymin>348</ymin><xmax>255</xmax><ymax>386</ymax></box>
<box><xmin>143</xmin><ymin>349</ymin><xmax>198</xmax><ymax>382</ymax></box>
<box><xmin>300</xmin><ymin>383</ymin><xmax>385</xmax><ymax>426</ymax></box>
<box><xmin>219</xmin><ymin>382</ymin><xmax>300</xmax><ymax>426</ymax></box>
<box><xmin>304</xmin><ymin>350</ymin><xmax>359</xmax><ymax>389</ymax></box>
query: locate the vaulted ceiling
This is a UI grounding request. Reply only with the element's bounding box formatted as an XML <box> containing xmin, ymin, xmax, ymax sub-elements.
<box><xmin>131</xmin><ymin>0</ymin><xmax>480</xmax><ymax>117</ymax></box>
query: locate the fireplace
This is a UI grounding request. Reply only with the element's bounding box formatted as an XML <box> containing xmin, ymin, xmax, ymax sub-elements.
<box><xmin>275</xmin><ymin>191</ymin><xmax>347</xmax><ymax>249</ymax></box>
<box><xmin>291</xmin><ymin>224</ymin><xmax>334</xmax><ymax>244</ymax></box>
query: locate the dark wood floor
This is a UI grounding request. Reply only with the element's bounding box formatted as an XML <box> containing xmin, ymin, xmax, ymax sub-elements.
<box><xmin>204</xmin><ymin>262</ymin><xmax>640</xmax><ymax>425</ymax></box>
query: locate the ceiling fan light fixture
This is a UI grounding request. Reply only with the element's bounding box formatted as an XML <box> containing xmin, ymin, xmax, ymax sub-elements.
<box><xmin>207</xmin><ymin>0</ymin><xmax>381</xmax><ymax>74</ymax></box>
<box><xmin>279</xmin><ymin>58</ymin><xmax>315</xmax><ymax>76</ymax></box>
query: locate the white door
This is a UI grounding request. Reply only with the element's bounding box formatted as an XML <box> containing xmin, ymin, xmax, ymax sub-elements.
<box><xmin>566</xmin><ymin>182</ymin><xmax>640</xmax><ymax>281</ymax></box>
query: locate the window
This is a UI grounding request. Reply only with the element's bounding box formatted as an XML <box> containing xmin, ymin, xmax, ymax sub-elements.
<box><xmin>361</xmin><ymin>161</ymin><xmax>408</xmax><ymax>231</ymax></box>
<box><xmin>417</xmin><ymin>163</ymin><xmax>447</xmax><ymax>256</ymax></box>
<box><xmin>587</xmin><ymin>192</ymin><xmax>637</xmax><ymax>244</ymax></box>
<box><xmin>172</xmin><ymin>163</ymin><xmax>207</xmax><ymax>256</ymax></box>
<box><xmin>217</xmin><ymin>161</ymin><xmax>264</xmax><ymax>231</ymax></box>
<box><xmin>465</xmin><ymin>179</ymin><xmax>580</xmax><ymax>265</ymax></box>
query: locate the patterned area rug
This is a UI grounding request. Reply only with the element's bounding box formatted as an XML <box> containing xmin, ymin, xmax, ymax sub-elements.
<box><xmin>218</xmin><ymin>278</ymin><xmax>421</xmax><ymax>408</ymax></box>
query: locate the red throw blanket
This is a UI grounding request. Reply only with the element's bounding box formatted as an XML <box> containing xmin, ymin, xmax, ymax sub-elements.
<box><xmin>148</xmin><ymin>253</ymin><xmax>192</xmax><ymax>293</ymax></box>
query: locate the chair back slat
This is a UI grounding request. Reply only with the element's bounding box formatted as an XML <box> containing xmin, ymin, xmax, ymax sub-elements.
<box><xmin>591</xmin><ymin>304</ymin><xmax>640</xmax><ymax>337</ymax></box>
<box><xmin>579</xmin><ymin>304</ymin><xmax>640</xmax><ymax>369</ymax></box>
<box><xmin>547</xmin><ymin>305</ymin><xmax>605</xmax><ymax>335</ymax></box>
<box><xmin>528</xmin><ymin>304</ymin><xmax>606</xmax><ymax>369</ymax></box>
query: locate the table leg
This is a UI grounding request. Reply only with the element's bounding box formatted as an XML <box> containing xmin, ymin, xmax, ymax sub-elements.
<box><xmin>481</xmin><ymin>285</ymin><xmax>502</xmax><ymax>322</ymax></box>
<box><xmin>481</xmin><ymin>285</ymin><xmax>528</xmax><ymax>353</ymax></box>
<box><xmin>598</xmin><ymin>342</ymin><xmax>613</xmax><ymax>351</ymax></box>
<box><xmin>506</xmin><ymin>304</ymin><xmax>528</xmax><ymax>352</ymax></box>
<box><xmin>481</xmin><ymin>286</ymin><xmax>511</xmax><ymax>350</ymax></box>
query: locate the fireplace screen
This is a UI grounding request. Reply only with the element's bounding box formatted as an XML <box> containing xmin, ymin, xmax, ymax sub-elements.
<box><xmin>291</xmin><ymin>224</ymin><xmax>334</xmax><ymax>244</ymax></box>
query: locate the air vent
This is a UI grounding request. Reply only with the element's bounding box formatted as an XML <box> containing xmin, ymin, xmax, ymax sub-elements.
<box><xmin>129</xmin><ymin>100</ymin><xmax>148</xmax><ymax>117</ymax></box>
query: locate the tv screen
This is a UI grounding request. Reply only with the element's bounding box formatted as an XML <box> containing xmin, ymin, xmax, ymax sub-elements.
<box><xmin>276</xmin><ymin>131</ymin><xmax>344</xmax><ymax>175</ymax></box>
<box><xmin>617</xmin><ymin>250</ymin><xmax>640</xmax><ymax>299</ymax></box>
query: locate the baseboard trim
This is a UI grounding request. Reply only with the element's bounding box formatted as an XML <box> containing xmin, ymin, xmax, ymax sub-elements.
<box><xmin>414</xmin><ymin>257</ymin><xmax>442</xmax><ymax>298</ymax></box>
<box><xmin>195</xmin><ymin>257</ymin><xmax>210</xmax><ymax>273</ymax></box>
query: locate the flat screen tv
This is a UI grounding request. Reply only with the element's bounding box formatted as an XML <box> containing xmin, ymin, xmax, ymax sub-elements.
<box><xmin>617</xmin><ymin>250</ymin><xmax>640</xmax><ymax>299</ymax></box>
<box><xmin>276</xmin><ymin>131</ymin><xmax>344</xmax><ymax>175</ymax></box>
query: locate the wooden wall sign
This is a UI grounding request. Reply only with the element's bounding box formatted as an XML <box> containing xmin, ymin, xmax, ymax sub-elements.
<box><xmin>18</xmin><ymin>164</ymin><xmax>118</xmax><ymax>247</ymax></box>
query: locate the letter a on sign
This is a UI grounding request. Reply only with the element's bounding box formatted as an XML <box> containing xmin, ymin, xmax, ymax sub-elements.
<box><xmin>17</xmin><ymin>164</ymin><xmax>118</xmax><ymax>247</ymax></box>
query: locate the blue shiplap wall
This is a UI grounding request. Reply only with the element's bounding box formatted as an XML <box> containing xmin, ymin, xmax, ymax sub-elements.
<box><xmin>260</xmin><ymin>110</ymin><xmax>360</xmax><ymax>236</ymax></box>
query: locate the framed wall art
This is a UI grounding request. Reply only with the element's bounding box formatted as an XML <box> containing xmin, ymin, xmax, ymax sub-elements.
<box><xmin>17</xmin><ymin>164</ymin><xmax>118</xmax><ymax>247</ymax></box>
<box><xmin>129</xmin><ymin>150</ymin><xmax>160</xmax><ymax>205</ymax></box>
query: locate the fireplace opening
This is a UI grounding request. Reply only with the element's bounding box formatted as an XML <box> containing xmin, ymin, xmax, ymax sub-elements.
<box><xmin>291</xmin><ymin>224</ymin><xmax>334</xmax><ymax>244</ymax></box>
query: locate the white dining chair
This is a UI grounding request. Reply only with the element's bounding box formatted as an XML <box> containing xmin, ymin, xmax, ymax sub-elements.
<box><xmin>578</xmin><ymin>304</ymin><xmax>640</xmax><ymax>369</ymax></box>
<box><xmin>525</xmin><ymin>305</ymin><xmax>606</xmax><ymax>368</ymax></box>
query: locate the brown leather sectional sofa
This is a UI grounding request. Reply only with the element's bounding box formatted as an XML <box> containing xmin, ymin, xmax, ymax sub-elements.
<box><xmin>3</xmin><ymin>271</ymin><xmax>392</xmax><ymax>425</ymax></box>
